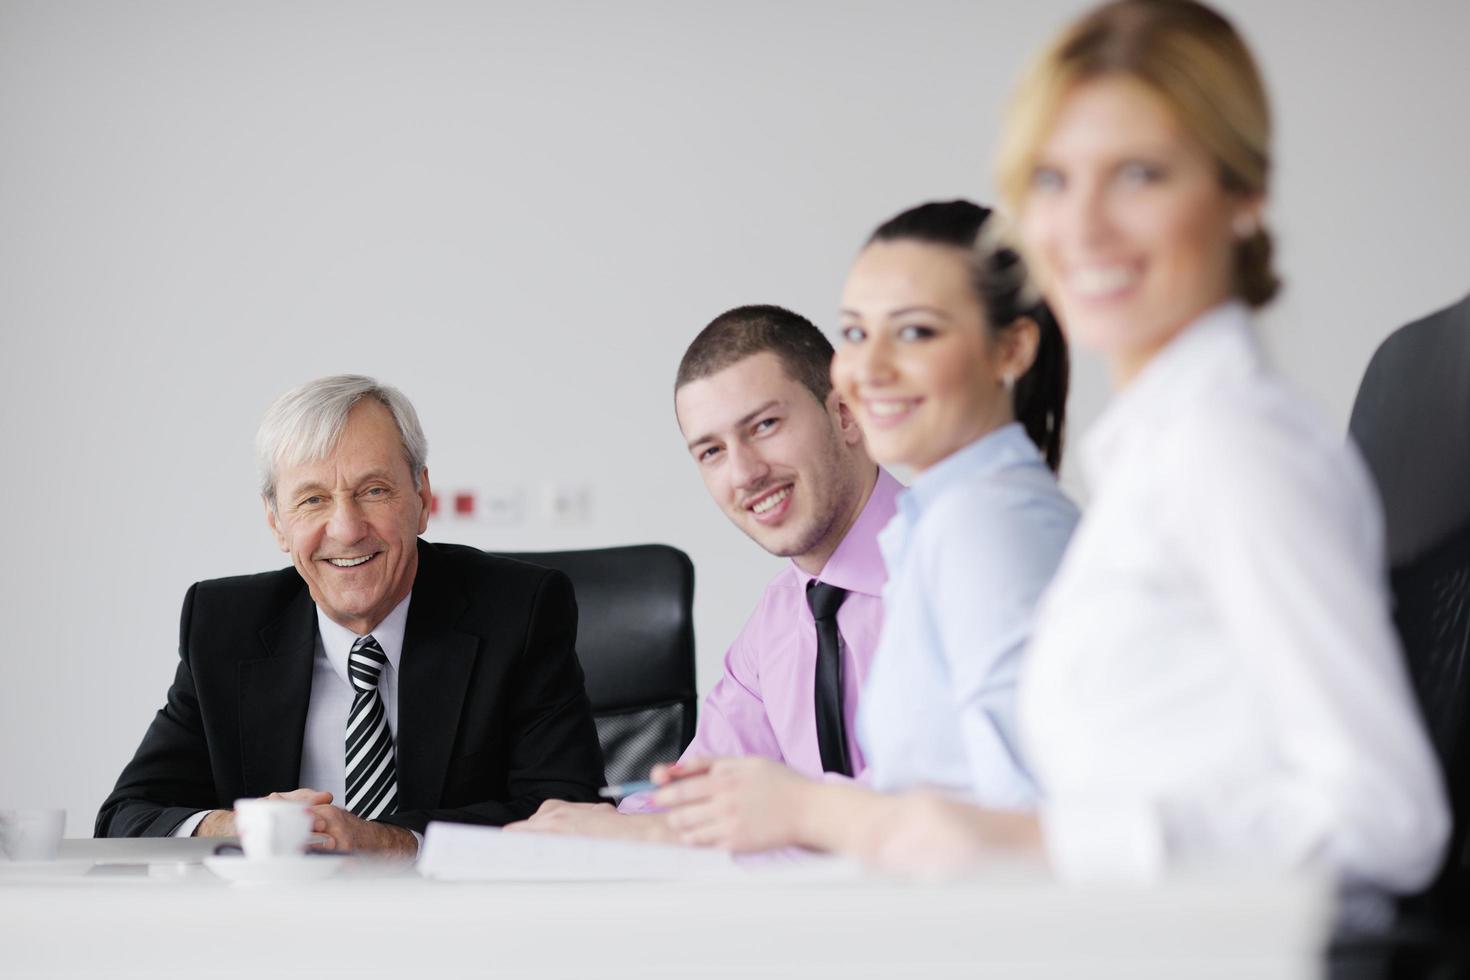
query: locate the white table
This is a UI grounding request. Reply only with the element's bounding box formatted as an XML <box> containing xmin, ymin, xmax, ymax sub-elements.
<box><xmin>0</xmin><ymin>839</ymin><xmax>1332</xmax><ymax>979</ymax></box>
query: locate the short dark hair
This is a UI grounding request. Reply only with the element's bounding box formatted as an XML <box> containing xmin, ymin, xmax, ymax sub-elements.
<box><xmin>869</xmin><ymin>200</ymin><xmax>1070</xmax><ymax>472</ymax></box>
<box><xmin>674</xmin><ymin>304</ymin><xmax>834</xmax><ymax>403</ymax></box>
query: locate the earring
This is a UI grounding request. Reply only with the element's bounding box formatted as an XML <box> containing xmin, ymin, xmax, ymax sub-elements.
<box><xmin>1002</xmin><ymin>373</ymin><xmax>1016</xmax><ymax>392</ymax></box>
<box><xmin>1233</xmin><ymin>212</ymin><xmax>1258</xmax><ymax>240</ymax></box>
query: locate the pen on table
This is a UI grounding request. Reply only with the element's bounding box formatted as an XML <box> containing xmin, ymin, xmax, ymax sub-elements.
<box><xmin>597</xmin><ymin>780</ymin><xmax>657</xmax><ymax>799</ymax></box>
<box><xmin>599</xmin><ymin>765</ymin><xmax>699</xmax><ymax>799</ymax></box>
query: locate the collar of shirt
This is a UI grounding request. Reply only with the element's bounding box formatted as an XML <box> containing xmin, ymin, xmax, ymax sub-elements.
<box><xmin>788</xmin><ymin>466</ymin><xmax>900</xmax><ymax>599</ymax></box>
<box><xmin>881</xmin><ymin>422</ymin><xmax>1040</xmax><ymax>568</ymax></box>
<box><xmin>1081</xmin><ymin>299</ymin><xmax>1260</xmax><ymax>492</ymax></box>
<box><xmin>314</xmin><ymin>593</ymin><xmax>413</xmax><ymax>690</ymax></box>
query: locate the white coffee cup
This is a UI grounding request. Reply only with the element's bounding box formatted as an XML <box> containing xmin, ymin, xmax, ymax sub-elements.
<box><xmin>0</xmin><ymin>808</ymin><xmax>66</xmax><ymax>861</ymax></box>
<box><xmin>233</xmin><ymin>799</ymin><xmax>312</xmax><ymax>860</ymax></box>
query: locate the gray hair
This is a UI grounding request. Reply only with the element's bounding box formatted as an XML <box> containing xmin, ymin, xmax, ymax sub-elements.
<box><xmin>256</xmin><ymin>374</ymin><xmax>428</xmax><ymax>506</ymax></box>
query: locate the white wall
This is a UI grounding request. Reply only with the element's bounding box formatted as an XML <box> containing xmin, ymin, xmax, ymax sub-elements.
<box><xmin>2</xmin><ymin>0</ymin><xmax>1467</xmax><ymax>833</ymax></box>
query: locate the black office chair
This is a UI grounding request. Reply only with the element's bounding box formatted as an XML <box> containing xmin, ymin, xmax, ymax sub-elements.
<box><xmin>499</xmin><ymin>545</ymin><xmax>698</xmax><ymax>788</ymax></box>
<box><xmin>1338</xmin><ymin>292</ymin><xmax>1470</xmax><ymax>977</ymax></box>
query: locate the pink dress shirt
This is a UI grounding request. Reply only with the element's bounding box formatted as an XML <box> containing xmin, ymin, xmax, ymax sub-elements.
<box><xmin>620</xmin><ymin>469</ymin><xmax>899</xmax><ymax>811</ymax></box>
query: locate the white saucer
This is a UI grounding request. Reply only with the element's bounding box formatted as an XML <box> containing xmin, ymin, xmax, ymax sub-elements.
<box><xmin>203</xmin><ymin>854</ymin><xmax>347</xmax><ymax>883</ymax></box>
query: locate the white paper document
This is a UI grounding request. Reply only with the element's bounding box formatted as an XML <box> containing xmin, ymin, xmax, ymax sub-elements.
<box><xmin>416</xmin><ymin>821</ymin><xmax>743</xmax><ymax>882</ymax></box>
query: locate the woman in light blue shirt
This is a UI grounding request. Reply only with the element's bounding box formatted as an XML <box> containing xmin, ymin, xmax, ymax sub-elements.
<box><xmin>649</xmin><ymin>200</ymin><xmax>1077</xmax><ymax>851</ymax></box>
<box><xmin>842</xmin><ymin>201</ymin><xmax>1079</xmax><ymax>807</ymax></box>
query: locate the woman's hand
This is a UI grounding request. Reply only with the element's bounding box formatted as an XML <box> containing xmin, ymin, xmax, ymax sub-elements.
<box><xmin>652</xmin><ymin>756</ymin><xmax>815</xmax><ymax>852</ymax></box>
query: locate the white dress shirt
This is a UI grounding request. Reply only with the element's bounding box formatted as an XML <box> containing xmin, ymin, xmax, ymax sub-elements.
<box><xmin>1020</xmin><ymin>301</ymin><xmax>1450</xmax><ymax>890</ymax></box>
<box><xmin>172</xmin><ymin>594</ymin><xmax>412</xmax><ymax>837</ymax></box>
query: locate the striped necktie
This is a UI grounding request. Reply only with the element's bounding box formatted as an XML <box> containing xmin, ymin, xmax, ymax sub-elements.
<box><xmin>345</xmin><ymin>635</ymin><xmax>399</xmax><ymax>819</ymax></box>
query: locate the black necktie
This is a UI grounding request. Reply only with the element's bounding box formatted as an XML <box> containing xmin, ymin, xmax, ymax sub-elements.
<box><xmin>806</xmin><ymin>580</ymin><xmax>853</xmax><ymax>777</ymax></box>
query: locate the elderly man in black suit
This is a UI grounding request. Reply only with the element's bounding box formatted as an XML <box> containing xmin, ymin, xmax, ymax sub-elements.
<box><xmin>96</xmin><ymin>375</ymin><xmax>605</xmax><ymax>855</ymax></box>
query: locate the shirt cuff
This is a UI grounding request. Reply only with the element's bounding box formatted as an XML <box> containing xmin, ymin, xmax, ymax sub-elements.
<box><xmin>171</xmin><ymin>810</ymin><xmax>211</xmax><ymax>838</ymax></box>
<box><xmin>1039</xmin><ymin>797</ymin><xmax>1165</xmax><ymax>883</ymax></box>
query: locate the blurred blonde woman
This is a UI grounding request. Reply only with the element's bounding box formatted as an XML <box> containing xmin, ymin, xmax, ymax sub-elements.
<box><xmin>863</xmin><ymin>0</ymin><xmax>1448</xmax><ymax>891</ymax></box>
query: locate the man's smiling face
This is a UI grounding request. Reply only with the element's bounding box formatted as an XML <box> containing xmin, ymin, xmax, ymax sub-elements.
<box><xmin>265</xmin><ymin>398</ymin><xmax>431</xmax><ymax>635</ymax></box>
<box><xmin>675</xmin><ymin>351</ymin><xmax>861</xmax><ymax>573</ymax></box>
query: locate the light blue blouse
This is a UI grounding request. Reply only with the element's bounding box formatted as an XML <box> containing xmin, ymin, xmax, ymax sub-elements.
<box><xmin>857</xmin><ymin>422</ymin><xmax>1078</xmax><ymax>807</ymax></box>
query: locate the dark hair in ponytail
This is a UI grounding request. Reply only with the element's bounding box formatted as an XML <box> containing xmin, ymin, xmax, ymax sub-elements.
<box><xmin>868</xmin><ymin>200</ymin><xmax>1069</xmax><ymax>472</ymax></box>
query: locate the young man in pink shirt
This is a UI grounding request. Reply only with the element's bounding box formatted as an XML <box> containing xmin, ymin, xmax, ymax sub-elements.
<box><xmin>509</xmin><ymin>305</ymin><xmax>898</xmax><ymax>842</ymax></box>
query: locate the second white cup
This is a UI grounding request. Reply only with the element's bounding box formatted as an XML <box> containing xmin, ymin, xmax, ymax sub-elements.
<box><xmin>0</xmin><ymin>809</ymin><xmax>66</xmax><ymax>861</ymax></box>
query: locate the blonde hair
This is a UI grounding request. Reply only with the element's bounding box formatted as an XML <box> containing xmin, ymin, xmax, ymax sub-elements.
<box><xmin>996</xmin><ymin>0</ymin><xmax>1279</xmax><ymax>307</ymax></box>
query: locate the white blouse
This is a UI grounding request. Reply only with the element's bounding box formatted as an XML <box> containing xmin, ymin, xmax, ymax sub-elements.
<box><xmin>1020</xmin><ymin>302</ymin><xmax>1449</xmax><ymax>891</ymax></box>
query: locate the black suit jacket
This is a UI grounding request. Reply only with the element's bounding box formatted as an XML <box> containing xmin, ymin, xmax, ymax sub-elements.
<box><xmin>96</xmin><ymin>539</ymin><xmax>606</xmax><ymax>837</ymax></box>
